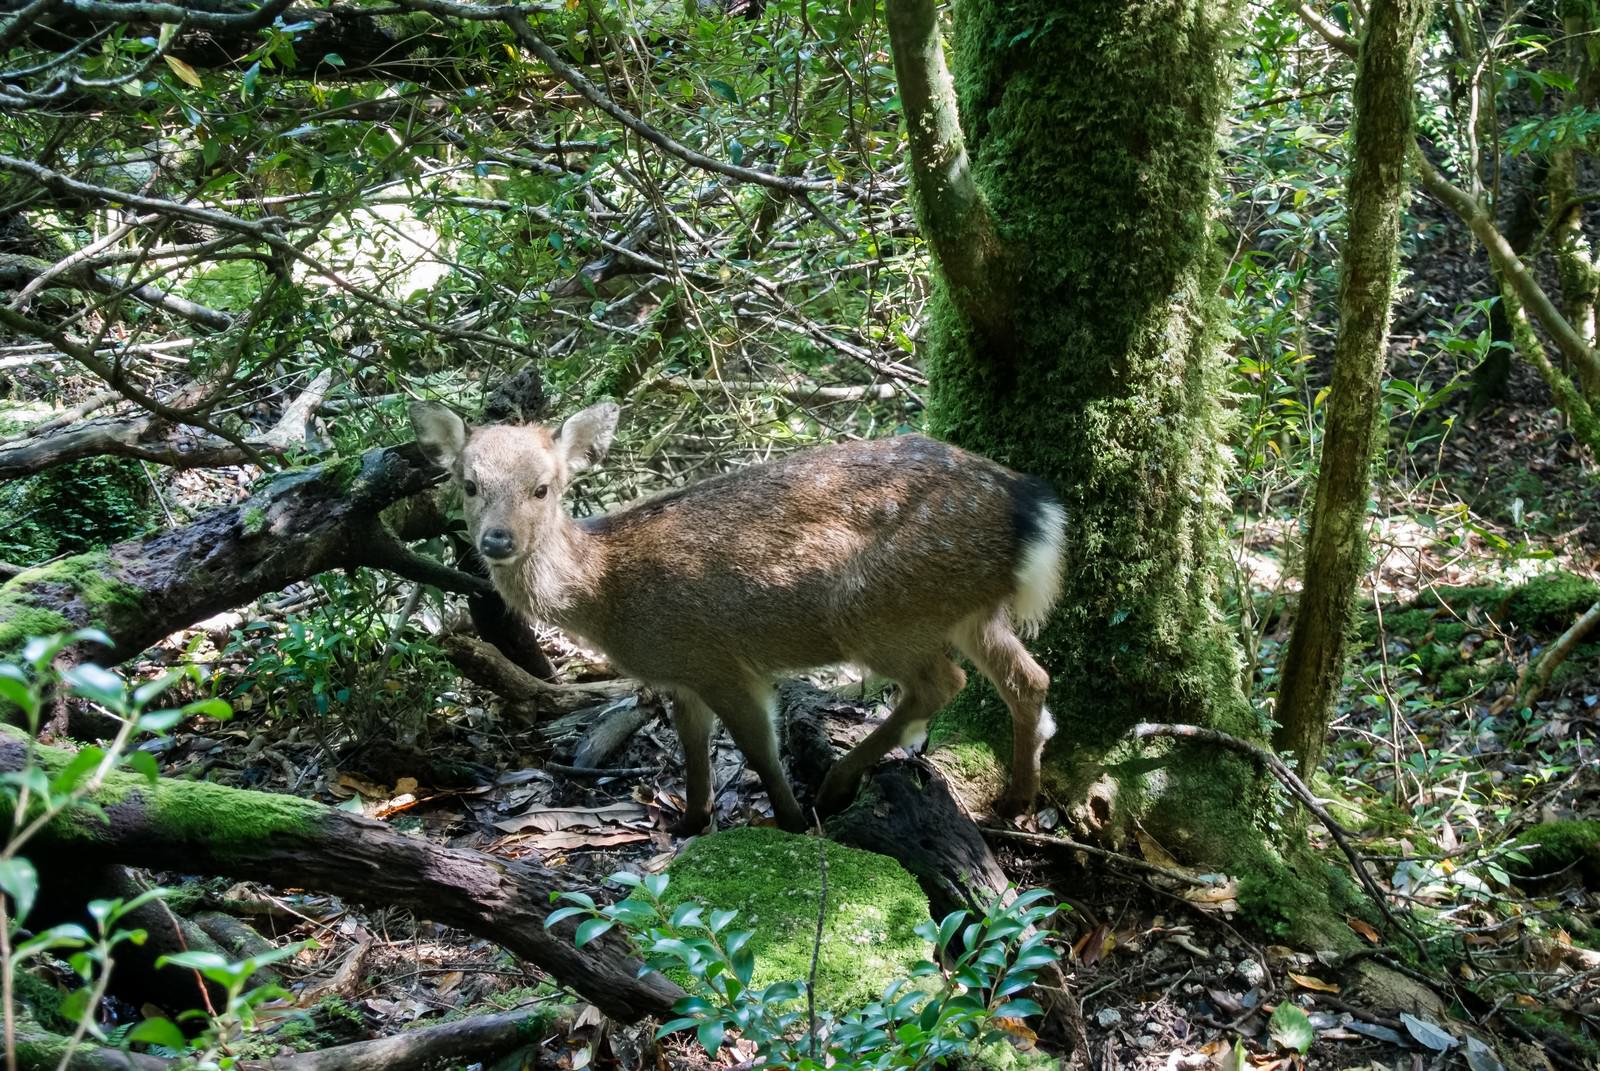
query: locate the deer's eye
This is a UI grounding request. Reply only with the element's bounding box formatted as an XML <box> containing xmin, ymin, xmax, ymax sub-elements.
<box><xmin>463</xmin><ymin>480</ymin><xmax>479</xmax><ymax>497</ymax></box>
<box><xmin>533</xmin><ymin>484</ymin><xmax>549</xmax><ymax>499</ymax></box>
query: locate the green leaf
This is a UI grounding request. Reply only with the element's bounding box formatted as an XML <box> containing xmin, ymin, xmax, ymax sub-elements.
<box><xmin>544</xmin><ymin>906</ymin><xmax>589</xmax><ymax>929</ymax></box>
<box><xmin>0</xmin><ymin>857</ymin><xmax>39</xmax><ymax>924</ymax></box>
<box><xmin>126</xmin><ymin>1016</ymin><xmax>186</xmax><ymax>1051</ymax></box>
<box><xmin>708</xmin><ymin>908</ymin><xmax>737</xmax><ymax>933</ymax></box>
<box><xmin>696</xmin><ymin>1019</ymin><xmax>724</xmax><ymax>1056</ymax></box>
<box><xmin>707</xmin><ymin>78</ymin><xmax>738</xmax><ymax>104</ymax></box>
<box><xmin>125</xmin><ymin>751</ymin><xmax>160</xmax><ymax>785</ymax></box>
<box><xmin>49</xmin><ymin>747</ymin><xmax>104</xmax><ymax>797</ymax></box>
<box><xmin>574</xmin><ymin>918</ymin><xmax>614</xmax><ymax>948</ymax></box>
<box><xmin>64</xmin><ymin>664</ymin><xmax>126</xmax><ymax>711</ymax></box>
<box><xmin>1268</xmin><ymin>1001</ymin><xmax>1315</xmax><ymax>1055</ymax></box>
<box><xmin>137</xmin><ymin>709</ymin><xmax>183</xmax><ymax>734</ymax></box>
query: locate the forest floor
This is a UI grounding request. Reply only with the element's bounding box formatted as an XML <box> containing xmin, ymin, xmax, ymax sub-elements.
<box><xmin>120</xmin><ymin>382</ymin><xmax>1598</xmax><ymax>1071</ymax></box>
<box><xmin>12</xmin><ymin>238</ymin><xmax>1599</xmax><ymax>1069</ymax></box>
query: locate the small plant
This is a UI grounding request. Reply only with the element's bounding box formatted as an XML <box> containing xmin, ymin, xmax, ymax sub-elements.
<box><xmin>0</xmin><ymin>634</ymin><xmax>302</xmax><ymax>1070</ymax></box>
<box><xmin>547</xmin><ymin>872</ymin><xmax>1061</xmax><ymax>1071</ymax></box>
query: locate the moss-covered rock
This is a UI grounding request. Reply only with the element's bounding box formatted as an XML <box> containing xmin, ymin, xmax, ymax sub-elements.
<box><xmin>1508</xmin><ymin>820</ymin><xmax>1600</xmax><ymax>887</ymax></box>
<box><xmin>665</xmin><ymin>827</ymin><xmax>930</xmax><ymax>1012</ymax></box>
<box><xmin>1365</xmin><ymin>571</ymin><xmax>1600</xmax><ymax>698</ymax></box>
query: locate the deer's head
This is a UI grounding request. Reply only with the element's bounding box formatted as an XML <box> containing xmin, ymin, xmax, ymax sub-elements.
<box><xmin>410</xmin><ymin>401</ymin><xmax>619</xmax><ymax>565</ymax></box>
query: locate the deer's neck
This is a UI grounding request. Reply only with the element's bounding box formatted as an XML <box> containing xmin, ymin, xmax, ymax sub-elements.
<box><xmin>496</xmin><ymin>513</ymin><xmax>608</xmax><ymax>630</ymax></box>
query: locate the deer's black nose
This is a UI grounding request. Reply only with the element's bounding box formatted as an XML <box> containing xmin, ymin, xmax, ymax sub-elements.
<box><xmin>479</xmin><ymin>528</ymin><xmax>516</xmax><ymax>561</ymax></box>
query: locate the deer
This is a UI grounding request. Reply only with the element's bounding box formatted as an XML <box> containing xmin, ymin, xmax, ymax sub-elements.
<box><xmin>410</xmin><ymin>400</ymin><xmax>1065</xmax><ymax>835</ymax></box>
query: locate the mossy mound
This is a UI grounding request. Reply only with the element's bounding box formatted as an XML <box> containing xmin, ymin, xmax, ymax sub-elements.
<box><xmin>1366</xmin><ymin>571</ymin><xmax>1600</xmax><ymax>698</ymax></box>
<box><xmin>1508</xmin><ymin>820</ymin><xmax>1600</xmax><ymax>887</ymax></box>
<box><xmin>665</xmin><ymin>827</ymin><xmax>931</xmax><ymax>1013</ymax></box>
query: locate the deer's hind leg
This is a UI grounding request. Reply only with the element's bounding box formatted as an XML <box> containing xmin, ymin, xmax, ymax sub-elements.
<box><xmin>952</xmin><ymin>609</ymin><xmax>1053</xmax><ymax>817</ymax></box>
<box><xmin>815</xmin><ymin>654</ymin><xmax>967</xmax><ymax>818</ymax></box>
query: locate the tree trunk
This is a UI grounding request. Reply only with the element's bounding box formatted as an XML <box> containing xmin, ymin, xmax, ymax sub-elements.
<box><xmin>886</xmin><ymin>0</ymin><xmax>1271</xmax><ymax>869</ymax></box>
<box><xmin>1273</xmin><ymin>0</ymin><xmax>1428</xmax><ymax>773</ymax></box>
<box><xmin>0</xmin><ymin>729</ymin><xmax>684</xmax><ymax>1022</ymax></box>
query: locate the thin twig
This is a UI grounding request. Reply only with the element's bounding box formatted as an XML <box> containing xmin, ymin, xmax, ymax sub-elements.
<box><xmin>808</xmin><ymin>809</ymin><xmax>826</xmax><ymax>1060</ymax></box>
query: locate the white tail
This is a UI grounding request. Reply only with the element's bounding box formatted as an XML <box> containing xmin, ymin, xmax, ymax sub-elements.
<box><xmin>412</xmin><ymin>401</ymin><xmax>1065</xmax><ymax>833</ymax></box>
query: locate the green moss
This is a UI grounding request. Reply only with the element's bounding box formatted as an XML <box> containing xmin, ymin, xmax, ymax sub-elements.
<box><xmin>1508</xmin><ymin>820</ymin><xmax>1600</xmax><ymax>886</ymax></box>
<box><xmin>241</xmin><ymin>506</ymin><xmax>268</xmax><ymax>536</ymax></box>
<box><xmin>0</xmin><ymin>725</ymin><xmax>327</xmax><ymax>860</ymax></box>
<box><xmin>12</xmin><ymin>970</ymin><xmax>69</xmax><ymax>1034</ymax></box>
<box><xmin>666</xmin><ymin>827</ymin><xmax>931</xmax><ymax>1012</ymax></box>
<box><xmin>0</xmin><ymin>551</ymin><xmax>145</xmax><ymax>657</ymax></box>
<box><xmin>1362</xmin><ymin>572</ymin><xmax>1600</xmax><ymax>697</ymax></box>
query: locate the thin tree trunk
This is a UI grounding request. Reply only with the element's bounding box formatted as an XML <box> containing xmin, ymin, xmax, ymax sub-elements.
<box><xmin>1274</xmin><ymin>0</ymin><xmax>1428</xmax><ymax>771</ymax></box>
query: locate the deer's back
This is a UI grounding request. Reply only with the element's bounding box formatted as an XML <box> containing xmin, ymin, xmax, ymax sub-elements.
<box><xmin>572</xmin><ymin>435</ymin><xmax>1052</xmax><ymax>680</ymax></box>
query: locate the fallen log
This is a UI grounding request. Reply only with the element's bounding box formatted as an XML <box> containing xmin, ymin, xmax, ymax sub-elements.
<box><xmin>16</xmin><ymin>1003</ymin><xmax>571</xmax><ymax>1071</ymax></box>
<box><xmin>2</xmin><ymin>730</ymin><xmax>684</xmax><ymax>1022</ymax></box>
<box><xmin>0</xmin><ymin>442</ymin><xmax>487</xmax><ymax>665</ymax></box>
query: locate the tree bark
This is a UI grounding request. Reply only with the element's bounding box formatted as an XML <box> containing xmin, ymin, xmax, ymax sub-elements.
<box><xmin>0</xmin><ymin>730</ymin><xmax>684</xmax><ymax>1022</ymax></box>
<box><xmin>1273</xmin><ymin>0</ymin><xmax>1428</xmax><ymax>772</ymax></box>
<box><xmin>887</xmin><ymin>0</ymin><xmax>1274</xmax><ymax>869</ymax></box>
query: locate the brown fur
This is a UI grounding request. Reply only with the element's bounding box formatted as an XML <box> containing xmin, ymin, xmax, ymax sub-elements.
<box><xmin>411</xmin><ymin>402</ymin><xmax>1061</xmax><ymax>833</ymax></box>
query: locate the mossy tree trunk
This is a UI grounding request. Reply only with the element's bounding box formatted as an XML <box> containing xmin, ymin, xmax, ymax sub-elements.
<box><xmin>1273</xmin><ymin>0</ymin><xmax>1429</xmax><ymax>773</ymax></box>
<box><xmin>887</xmin><ymin>0</ymin><xmax>1271</xmax><ymax>867</ymax></box>
<box><xmin>1550</xmin><ymin>0</ymin><xmax>1600</xmax><ymax>399</ymax></box>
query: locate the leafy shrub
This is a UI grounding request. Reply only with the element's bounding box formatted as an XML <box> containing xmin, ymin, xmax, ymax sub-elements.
<box><xmin>548</xmin><ymin>872</ymin><xmax>1061</xmax><ymax>1071</ymax></box>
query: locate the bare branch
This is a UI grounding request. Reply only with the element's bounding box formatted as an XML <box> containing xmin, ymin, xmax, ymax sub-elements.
<box><xmin>0</xmin><ymin>252</ymin><xmax>233</xmax><ymax>330</ymax></box>
<box><xmin>497</xmin><ymin>9</ymin><xmax>839</xmax><ymax>196</ymax></box>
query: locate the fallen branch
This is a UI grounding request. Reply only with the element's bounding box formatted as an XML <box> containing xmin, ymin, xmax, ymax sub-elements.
<box><xmin>0</xmin><ymin>371</ymin><xmax>332</xmax><ymax>481</ymax></box>
<box><xmin>1519</xmin><ymin>600</ymin><xmax>1600</xmax><ymax>705</ymax></box>
<box><xmin>0</xmin><ymin>252</ymin><xmax>233</xmax><ymax>330</ymax></box>
<box><xmin>3</xmin><ymin>729</ymin><xmax>684</xmax><ymax>1022</ymax></box>
<box><xmin>0</xmin><ymin>443</ymin><xmax>481</xmax><ymax>666</ymax></box>
<box><xmin>442</xmin><ymin>633</ymin><xmax>633</xmax><ymax>714</ymax></box>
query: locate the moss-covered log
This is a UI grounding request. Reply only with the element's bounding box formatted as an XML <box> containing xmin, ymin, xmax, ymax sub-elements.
<box><xmin>0</xmin><ymin>730</ymin><xmax>684</xmax><ymax>1022</ymax></box>
<box><xmin>1274</xmin><ymin>0</ymin><xmax>1428</xmax><ymax>772</ymax></box>
<box><xmin>0</xmin><ymin>443</ymin><xmax>488</xmax><ymax>665</ymax></box>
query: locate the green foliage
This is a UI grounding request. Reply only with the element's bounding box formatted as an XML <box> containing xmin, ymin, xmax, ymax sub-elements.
<box><xmin>0</xmin><ymin>636</ymin><xmax>278</xmax><ymax>1069</ymax></box>
<box><xmin>223</xmin><ymin>568</ymin><xmax>453</xmax><ymax>740</ymax></box>
<box><xmin>0</xmin><ymin>457</ymin><xmax>156</xmax><ymax>567</ymax></box>
<box><xmin>548</xmin><ymin>869</ymin><xmax>1061</xmax><ymax>1071</ymax></box>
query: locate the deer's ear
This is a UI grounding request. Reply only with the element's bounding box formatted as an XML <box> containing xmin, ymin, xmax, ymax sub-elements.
<box><xmin>556</xmin><ymin>402</ymin><xmax>619</xmax><ymax>475</ymax></box>
<box><xmin>410</xmin><ymin>402</ymin><xmax>468</xmax><ymax>471</ymax></box>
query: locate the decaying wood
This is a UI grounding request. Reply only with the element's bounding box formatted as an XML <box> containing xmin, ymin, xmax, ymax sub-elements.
<box><xmin>442</xmin><ymin>633</ymin><xmax>633</xmax><ymax>714</ymax></box>
<box><xmin>571</xmin><ymin>697</ymin><xmax>653</xmax><ymax>767</ymax></box>
<box><xmin>1</xmin><ymin>731</ymin><xmax>684</xmax><ymax>1022</ymax></box>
